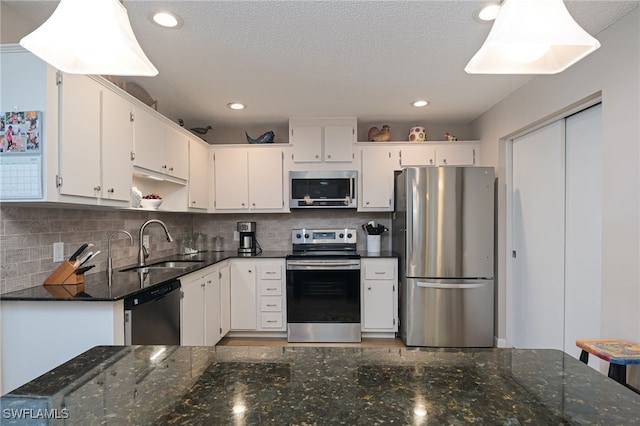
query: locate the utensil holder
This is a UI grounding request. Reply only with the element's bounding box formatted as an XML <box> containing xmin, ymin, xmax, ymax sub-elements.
<box><xmin>367</xmin><ymin>235</ymin><xmax>381</xmax><ymax>253</ymax></box>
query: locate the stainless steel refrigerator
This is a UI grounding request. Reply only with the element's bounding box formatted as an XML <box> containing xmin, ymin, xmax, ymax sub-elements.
<box><xmin>392</xmin><ymin>166</ymin><xmax>494</xmax><ymax>347</ymax></box>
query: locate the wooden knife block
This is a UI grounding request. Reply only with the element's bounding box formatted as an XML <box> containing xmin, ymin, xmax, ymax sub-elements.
<box><xmin>44</xmin><ymin>260</ymin><xmax>85</xmax><ymax>285</ymax></box>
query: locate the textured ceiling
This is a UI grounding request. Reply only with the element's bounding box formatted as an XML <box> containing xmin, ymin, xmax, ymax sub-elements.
<box><xmin>3</xmin><ymin>0</ymin><xmax>639</xmax><ymax>134</ymax></box>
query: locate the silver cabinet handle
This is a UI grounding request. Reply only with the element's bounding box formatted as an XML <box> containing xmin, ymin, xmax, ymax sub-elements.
<box><xmin>94</xmin><ymin>186</ymin><xmax>101</xmax><ymax>191</ymax></box>
<box><xmin>107</xmin><ymin>188</ymin><xmax>114</xmax><ymax>193</ymax></box>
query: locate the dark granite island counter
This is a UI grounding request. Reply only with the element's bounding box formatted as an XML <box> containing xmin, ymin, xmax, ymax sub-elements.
<box><xmin>2</xmin><ymin>346</ymin><xmax>639</xmax><ymax>425</ymax></box>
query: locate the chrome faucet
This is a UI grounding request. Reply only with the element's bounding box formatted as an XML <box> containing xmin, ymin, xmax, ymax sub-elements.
<box><xmin>138</xmin><ymin>219</ymin><xmax>174</xmax><ymax>267</ymax></box>
<box><xmin>107</xmin><ymin>230</ymin><xmax>134</xmax><ymax>288</ymax></box>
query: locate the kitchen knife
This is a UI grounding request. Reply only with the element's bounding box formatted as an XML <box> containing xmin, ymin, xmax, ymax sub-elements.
<box><xmin>69</xmin><ymin>243</ymin><xmax>92</xmax><ymax>261</ymax></box>
<box><xmin>79</xmin><ymin>250</ymin><xmax>101</xmax><ymax>267</ymax></box>
<box><xmin>76</xmin><ymin>251</ymin><xmax>93</xmax><ymax>267</ymax></box>
<box><xmin>75</xmin><ymin>265</ymin><xmax>95</xmax><ymax>275</ymax></box>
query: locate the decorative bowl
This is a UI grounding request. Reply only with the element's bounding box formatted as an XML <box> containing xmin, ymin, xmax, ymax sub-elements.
<box><xmin>140</xmin><ymin>199</ymin><xmax>163</xmax><ymax>210</ymax></box>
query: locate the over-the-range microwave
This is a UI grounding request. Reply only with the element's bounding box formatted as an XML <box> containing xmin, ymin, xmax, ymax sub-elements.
<box><xmin>290</xmin><ymin>170</ymin><xmax>357</xmax><ymax>208</ymax></box>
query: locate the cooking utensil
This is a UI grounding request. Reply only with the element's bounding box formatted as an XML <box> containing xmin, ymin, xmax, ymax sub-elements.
<box><xmin>362</xmin><ymin>221</ymin><xmax>388</xmax><ymax>235</ymax></box>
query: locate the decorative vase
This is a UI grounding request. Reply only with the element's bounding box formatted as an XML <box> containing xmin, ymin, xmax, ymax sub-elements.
<box><xmin>408</xmin><ymin>126</ymin><xmax>426</xmax><ymax>142</ymax></box>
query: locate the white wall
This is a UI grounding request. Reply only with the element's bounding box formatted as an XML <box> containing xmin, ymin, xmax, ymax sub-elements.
<box><xmin>471</xmin><ymin>8</ymin><xmax>640</xmax><ymax>349</ymax></box>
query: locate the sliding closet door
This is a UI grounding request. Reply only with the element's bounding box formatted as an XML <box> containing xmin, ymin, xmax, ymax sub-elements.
<box><xmin>511</xmin><ymin>104</ymin><xmax>602</xmax><ymax>360</ymax></box>
<box><xmin>564</xmin><ymin>104</ymin><xmax>602</xmax><ymax>363</ymax></box>
<box><xmin>512</xmin><ymin>121</ymin><xmax>566</xmax><ymax>350</ymax></box>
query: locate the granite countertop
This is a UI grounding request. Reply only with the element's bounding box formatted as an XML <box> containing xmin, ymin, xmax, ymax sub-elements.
<box><xmin>2</xmin><ymin>345</ymin><xmax>639</xmax><ymax>425</ymax></box>
<box><xmin>0</xmin><ymin>251</ymin><xmax>397</xmax><ymax>302</ymax></box>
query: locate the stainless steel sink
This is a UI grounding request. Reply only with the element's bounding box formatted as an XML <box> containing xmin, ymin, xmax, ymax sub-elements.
<box><xmin>120</xmin><ymin>260</ymin><xmax>205</xmax><ymax>272</ymax></box>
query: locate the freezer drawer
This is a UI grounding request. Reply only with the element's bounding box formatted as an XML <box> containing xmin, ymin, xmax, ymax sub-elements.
<box><xmin>401</xmin><ymin>278</ymin><xmax>494</xmax><ymax>347</ymax></box>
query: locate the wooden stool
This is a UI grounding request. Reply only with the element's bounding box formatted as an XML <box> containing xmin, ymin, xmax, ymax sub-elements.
<box><xmin>576</xmin><ymin>338</ymin><xmax>640</xmax><ymax>389</ymax></box>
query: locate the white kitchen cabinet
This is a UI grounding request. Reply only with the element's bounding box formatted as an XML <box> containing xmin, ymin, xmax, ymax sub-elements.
<box><xmin>219</xmin><ymin>263</ymin><xmax>231</xmax><ymax>337</ymax></box>
<box><xmin>203</xmin><ymin>271</ymin><xmax>222</xmax><ymax>346</ymax></box>
<box><xmin>58</xmin><ymin>73</ymin><xmax>132</xmax><ymax>204</ymax></box>
<box><xmin>257</xmin><ymin>260</ymin><xmax>286</xmax><ymax>331</ymax></box>
<box><xmin>188</xmin><ymin>139</ymin><xmax>210</xmax><ymax>210</ymax></box>
<box><xmin>180</xmin><ymin>271</ymin><xmax>206</xmax><ymax>346</ymax></box>
<box><xmin>164</xmin><ymin>126</ymin><xmax>190</xmax><ymax>180</ymax></box>
<box><xmin>230</xmin><ymin>260</ymin><xmax>257</xmax><ymax>330</ymax></box>
<box><xmin>359</xmin><ymin>146</ymin><xmax>398</xmax><ymax>212</ymax></box>
<box><xmin>180</xmin><ymin>264</ymin><xmax>224</xmax><ymax>346</ymax></box>
<box><xmin>436</xmin><ymin>143</ymin><xmax>477</xmax><ymax>166</ymax></box>
<box><xmin>213</xmin><ymin>147</ymin><xmax>285</xmax><ymax>212</ymax></box>
<box><xmin>132</xmin><ymin>106</ymin><xmax>189</xmax><ymax>181</ymax></box>
<box><xmin>399</xmin><ymin>142</ymin><xmax>478</xmax><ymax>167</ymax></box>
<box><xmin>361</xmin><ymin>258</ymin><xmax>398</xmax><ymax>333</ymax></box>
<box><xmin>229</xmin><ymin>259</ymin><xmax>286</xmax><ymax>332</ymax></box>
<box><xmin>399</xmin><ymin>144</ymin><xmax>436</xmax><ymax>166</ymax></box>
<box><xmin>101</xmin><ymin>87</ymin><xmax>135</xmax><ymax>202</ymax></box>
<box><xmin>58</xmin><ymin>73</ymin><xmax>102</xmax><ymax>199</ymax></box>
<box><xmin>289</xmin><ymin>118</ymin><xmax>356</xmax><ymax>164</ymax></box>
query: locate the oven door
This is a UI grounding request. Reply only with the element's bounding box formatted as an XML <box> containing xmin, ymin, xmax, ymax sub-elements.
<box><xmin>286</xmin><ymin>257</ymin><xmax>361</xmax><ymax>342</ymax></box>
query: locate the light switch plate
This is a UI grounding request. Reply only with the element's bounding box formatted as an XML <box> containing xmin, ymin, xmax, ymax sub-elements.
<box><xmin>143</xmin><ymin>235</ymin><xmax>150</xmax><ymax>248</ymax></box>
<box><xmin>53</xmin><ymin>242</ymin><xmax>64</xmax><ymax>262</ymax></box>
<box><xmin>233</xmin><ymin>231</ymin><xmax>240</xmax><ymax>241</ymax></box>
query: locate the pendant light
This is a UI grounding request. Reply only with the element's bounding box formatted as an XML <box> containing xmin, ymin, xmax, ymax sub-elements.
<box><xmin>465</xmin><ymin>0</ymin><xmax>601</xmax><ymax>74</ymax></box>
<box><xmin>20</xmin><ymin>0</ymin><xmax>158</xmax><ymax>76</ymax></box>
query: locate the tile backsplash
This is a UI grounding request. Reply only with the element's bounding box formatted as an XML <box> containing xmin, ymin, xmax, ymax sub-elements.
<box><xmin>0</xmin><ymin>206</ymin><xmax>391</xmax><ymax>294</ymax></box>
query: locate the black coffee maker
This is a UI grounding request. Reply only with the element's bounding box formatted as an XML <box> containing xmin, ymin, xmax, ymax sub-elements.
<box><xmin>237</xmin><ymin>221</ymin><xmax>257</xmax><ymax>255</ymax></box>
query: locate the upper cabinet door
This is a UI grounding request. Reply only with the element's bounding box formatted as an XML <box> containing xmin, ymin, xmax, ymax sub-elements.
<box><xmin>360</xmin><ymin>147</ymin><xmax>396</xmax><ymax>211</ymax></box>
<box><xmin>399</xmin><ymin>145</ymin><xmax>436</xmax><ymax>166</ymax></box>
<box><xmin>248</xmin><ymin>149</ymin><xmax>283</xmax><ymax>210</ymax></box>
<box><xmin>101</xmin><ymin>89</ymin><xmax>132</xmax><ymax>202</ymax></box>
<box><xmin>132</xmin><ymin>107</ymin><xmax>164</xmax><ymax>172</ymax></box>
<box><xmin>436</xmin><ymin>144</ymin><xmax>476</xmax><ymax>166</ymax></box>
<box><xmin>291</xmin><ymin>126</ymin><xmax>322</xmax><ymax>162</ymax></box>
<box><xmin>323</xmin><ymin>125</ymin><xmax>354</xmax><ymax>162</ymax></box>
<box><xmin>213</xmin><ymin>148</ymin><xmax>249</xmax><ymax>210</ymax></box>
<box><xmin>188</xmin><ymin>139</ymin><xmax>210</xmax><ymax>210</ymax></box>
<box><xmin>164</xmin><ymin>127</ymin><xmax>189</xmax><ymax>180</ymax></box>
<box><xmin>58</xmin><ymin>73</ymin><xmax>101</xmax><ymax>198</ymax></box>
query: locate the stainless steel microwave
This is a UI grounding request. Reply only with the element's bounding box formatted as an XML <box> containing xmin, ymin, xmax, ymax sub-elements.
<box><xmin>290</xmin><ymin>170</ymin><xmax>357</xmax><ymax>208</ymax></box>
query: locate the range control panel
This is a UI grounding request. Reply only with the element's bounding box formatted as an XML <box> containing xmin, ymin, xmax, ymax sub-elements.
<box><xmin>291</xmin><ymin>228</ymin><xmax>357</xmax><ymax>245</ymax></box>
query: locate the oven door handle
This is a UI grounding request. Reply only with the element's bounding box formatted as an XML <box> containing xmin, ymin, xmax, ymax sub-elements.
<box><xmin>287</xmin><ymin>261</ymin><xmax>360</xmax><ymax>269</ymax></box>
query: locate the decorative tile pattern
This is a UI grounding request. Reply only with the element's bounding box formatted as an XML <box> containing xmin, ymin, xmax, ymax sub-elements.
<box><xmin>1</xmin><ymin>206</ymin><xmax>392</xmax><ymax>293</ymax></box>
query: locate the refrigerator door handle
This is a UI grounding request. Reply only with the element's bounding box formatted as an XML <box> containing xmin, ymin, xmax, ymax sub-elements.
<box><xmin>417</xmin><ymin>281</ymin><xmax>487</xmax><ymax>289</ymax></box>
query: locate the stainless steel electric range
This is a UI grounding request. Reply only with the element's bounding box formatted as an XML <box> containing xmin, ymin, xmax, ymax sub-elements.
<box><xmin>286</xmin><ymin>228</ymin><xmax>361</xmax><ymax>342</ymax></box>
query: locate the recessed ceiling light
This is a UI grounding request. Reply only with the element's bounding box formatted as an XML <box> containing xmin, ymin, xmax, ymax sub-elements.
<box><xmin>151</xmin><ymin>11</ymin><xmax>182</xmax><ymax>28</ymax></box>
<box><xmin>478</xmin><ymin>3</ymin><xmax>501</xmax><ymax>21</ymax></box>
<box><xmin>227</xmin><ymin>102</ymin><xmax>246</xmax><ymax>110</ymax></box>
<box><xmin>412</xmin><ymin>100</ymin><xmax>429</xmax><ymax>107</ymax></box>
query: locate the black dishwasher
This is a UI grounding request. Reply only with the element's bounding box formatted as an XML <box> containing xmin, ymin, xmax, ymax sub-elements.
<box><xmin>124</xmin><ymin>280</ymin><xmax>181</xmax><ymax>345</ymax></box>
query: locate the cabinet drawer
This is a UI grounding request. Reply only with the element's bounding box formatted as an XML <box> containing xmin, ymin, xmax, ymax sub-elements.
<box><xmin>260</xmin><ymin>297</ymin><xmax>282</xmax><ymax>312</ymax></box>
<box><xmin>259</xmin><ymin>264</ymin><xmax>282</xmax><ymax>280</ymax></box>
<box><xmin>364</xmin><ymin>263</ymin><xmax>395</xmax><ymax>280</ymax></box>
<box><xmin>260</xmin><ymin>280</ymin><xmax>282</xmax><ymax>296</ymax></box>
<box><xmin>260</xmin><ymin>312</ymin><xmax>283</xmax><ymax>328</ymax></box>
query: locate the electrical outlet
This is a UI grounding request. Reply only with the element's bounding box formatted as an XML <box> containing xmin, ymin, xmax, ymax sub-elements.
<box><xmin>143</xmin><ymin>235</ymin><xmax>150</xmax><ymax>248</ymax></box>
<box><xmin>233</xmin><ymin>231</ymin><xmax>240</xmax><ymax>241</ymax></box>
<box><xmin>53</xmin><ymin>242</ymin><xmax>64</xmax><ymax>262</ymax></box>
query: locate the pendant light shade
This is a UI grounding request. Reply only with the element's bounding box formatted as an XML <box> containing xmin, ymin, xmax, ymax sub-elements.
<box><xmin>465</xmin><ymin>0</ymin><xmax>601</xmax><ymax>74</ymax></box>
<box><xmin>20</xmin><ymin>0</ymin><xmax>158</xmax><ymax>76</ymax></box>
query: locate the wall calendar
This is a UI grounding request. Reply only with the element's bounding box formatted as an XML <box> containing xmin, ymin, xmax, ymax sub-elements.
<box><xmin>0</xmin><ymin>111</ymin><xmax>43</xmax><ymax>199</ymax></box>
